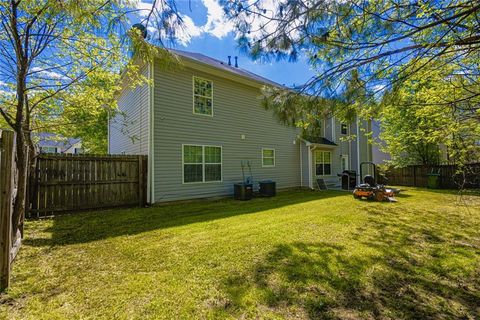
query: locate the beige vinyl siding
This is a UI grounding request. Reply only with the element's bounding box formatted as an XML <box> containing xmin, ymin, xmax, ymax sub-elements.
<box><xmin>300</xmin><ymin>142</ymin><xmax>310</xmax><ymax>187</ymax></box>
<box><xmin>108</xmin><ymin>64</ymin><xmax>149</xmax><ymax>155</ymax></box>
<box><xmin>311</xmin><ymin>117</ymin><xmax>372</xmax><ymax>186</ymax></box>
<box><xmin>152</xmin><ymin>60</ymin><xmax>300</xmax><ymax>202</ymax></box>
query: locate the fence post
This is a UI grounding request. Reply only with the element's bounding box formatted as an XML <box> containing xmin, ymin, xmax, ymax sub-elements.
<box><xmin>0</xmin><ymin>131</ymin><xmax>15</xmax><ymax>291</ymax></box>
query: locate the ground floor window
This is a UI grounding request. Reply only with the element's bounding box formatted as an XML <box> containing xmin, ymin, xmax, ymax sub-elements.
<box><xmin>315</xmin><ymin>150</ymin><xmax>331</xmax><ymax>175</ymax></box>
<box><xmin>262</xmin><ymin>148</ymin><xmax>275</xmax><ymax>167</ymax></box>
<box><xmin>183</xmin><ymin>145</ymin><xmax>222</xmax><ymax>183</ymax></box>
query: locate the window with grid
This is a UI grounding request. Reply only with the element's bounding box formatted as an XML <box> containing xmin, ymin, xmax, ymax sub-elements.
<box><xmin>193</xmin><ymin>77</ymin><xmax>213</xmax><ymax>116</ymax></box>
<box><xmin>262</xmin><ymin>148</ymin><xmax>275</xmax><ymax>167</ymax></box>
<box><xmin>183</xmin><ymin>145</ymin><xmax>221</xmax><ymax>183</ymax></box>
<box><xmin>315</xmin><ymin>150</ymin><xmax>331</xmax><ymax>175</ymax></box>
<box><xmin>341</xmin><ymin>123</ymin><xmax>348</xmax><ymax>135</ymax></box>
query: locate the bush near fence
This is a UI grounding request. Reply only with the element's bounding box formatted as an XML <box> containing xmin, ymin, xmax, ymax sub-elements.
<box><xmin>384</xmin><ymin>163</ymin><xmax>480</xmax><ymax>189</ymax></box>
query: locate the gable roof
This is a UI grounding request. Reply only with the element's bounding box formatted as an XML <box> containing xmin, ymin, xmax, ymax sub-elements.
<box><xmin>169</xmin><ymin>49</ymin><xmax>286</xmax><ymax>88</ymax></box>
<box><xmin>35</xmin><ymin>132</ymin><xmax>81</xmax><ymax>149</ymax></box>
<box><xmin>302</xmin><ymin>137</ymin><xmax>338</xmax><ymax>147</ymax></box>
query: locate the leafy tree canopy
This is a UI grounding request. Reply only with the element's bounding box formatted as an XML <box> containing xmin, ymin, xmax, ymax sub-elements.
<box><xmin>379</xmin><ymin>58</ymin><xmax>480</xmax><ymax>166</ymax></box>
<box><xmin>0</xmin><ymin>0</ymin><xmax>180</xmax><ymax>153</ymax></box>
<box><xmin>223</xmin><ymin>0</ymin><xmax>480</xmax><ymax>166</ymax></box>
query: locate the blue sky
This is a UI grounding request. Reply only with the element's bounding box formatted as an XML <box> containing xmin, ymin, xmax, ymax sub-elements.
<box><xmin>134</xmin><ymin>0</ymin><xmax>314</xmax><ymax>87</ymax></box>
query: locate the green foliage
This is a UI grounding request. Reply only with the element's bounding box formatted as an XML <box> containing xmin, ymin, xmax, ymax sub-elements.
<box><xmin>261</xmin><ymin>69</ymin><xmax>374</xmax><ymax>140</ymax></box>
<box><xmin>378</xmin><ymin>59</ymin><xmax>480</xmax><ymax>166</ymax></box>
<box><xmin>261</xmin><ymin>86</ymin><xmax>338</xmax><ymax>139</ymax></box>
<box><xmin>224</xmin><ymin>0</ymin><xmax>479</xmax><ymax>167</ymax></box>
<box><xmin>0</xmin><ymin>0</ymin><xmax>180</xmax><ymax>154</ymax></box>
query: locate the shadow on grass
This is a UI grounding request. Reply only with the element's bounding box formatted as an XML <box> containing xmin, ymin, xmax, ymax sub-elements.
<box><xmin>24</xmin><ymin>189</ymin><xmax>345</xmax><ymax>247</ymax></box>
<box><xmin>220</xmin><ymin>204</ymin><xmax>480</xmax><ymax>319</ymax></box>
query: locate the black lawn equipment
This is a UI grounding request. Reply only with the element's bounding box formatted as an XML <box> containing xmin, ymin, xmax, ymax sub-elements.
<box><xmin>353</xmin><ymin>162</ymin><xmax>400</xmax><ymax>202</ymax></box>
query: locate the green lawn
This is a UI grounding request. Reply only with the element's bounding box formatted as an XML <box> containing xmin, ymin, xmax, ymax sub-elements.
<box><xmin>1</xmin><ymin>188</ymin><xmax>480</xmax><ymax>319</ymax></box>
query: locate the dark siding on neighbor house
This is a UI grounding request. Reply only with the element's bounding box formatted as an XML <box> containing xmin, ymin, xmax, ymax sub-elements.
<box><xmin>152</xmin><ymin>60</ymin><xmax>301</xmax><ymax>202</ymax></box>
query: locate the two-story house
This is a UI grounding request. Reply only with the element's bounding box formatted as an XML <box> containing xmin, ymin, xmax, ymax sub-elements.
<box><xmin>108</xmin><ymin>49</ymin><xmax>372</xmax><ymax>203</ymax></box>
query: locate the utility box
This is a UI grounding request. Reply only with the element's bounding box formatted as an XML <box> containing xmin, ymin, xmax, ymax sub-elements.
<box><xmin>341</xmin><ymin>170</ymin><xmax>357</xmax><ymax>190</ymax></box>
<box><xmin>259</xmin><ymin>180</ymin><xmax>276</xmax><ymax>197</ymax></box>
<box><xmin>234</xmin><ymin>183</ymin><xmax>253</xmax><ymax>200</ymax></box>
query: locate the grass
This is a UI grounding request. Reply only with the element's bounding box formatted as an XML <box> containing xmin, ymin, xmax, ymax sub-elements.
<box><xmin>1</xmin><ymin>188</ymin><xmax>480</xmax><ymax>319</ymax></box>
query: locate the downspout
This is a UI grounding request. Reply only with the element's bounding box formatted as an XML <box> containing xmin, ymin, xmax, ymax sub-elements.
<box><xmin>348</xmin><ymin>126</ymin><xmax>352</xmax><ymax>172</ymax></box>
<box><xmin>366</xmin><ymin>120</ymin><xmax>370</xmax><ymax>167</ymax></box>
<box><xmin>332</xmin><ymin>116</ymin><xmax>335</xmax><ymax>142</ymax></box>
<box><xmin>148</xmin><ymin>60</ymin><xmax>155</xmax><ymax>203</ymax></box>
<box><xmin>356</xmin><ymin>116</ymin><xmax>361</xmax><ymax>184</ymax></box>
<box><xmin>308</xmin><ymin>145</ymin><xmax>313</xmax><ymax>189</ymax></box>
<box><xmin>300</xmin><ymin>141</ymin><xmax>303</xmax><ymax>187</ymax></box>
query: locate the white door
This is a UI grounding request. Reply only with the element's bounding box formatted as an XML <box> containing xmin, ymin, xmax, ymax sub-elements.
<box><xmin>341</xmin><ymin>155</ymin><xmax>349</xmax><ymax>171</ymax></box>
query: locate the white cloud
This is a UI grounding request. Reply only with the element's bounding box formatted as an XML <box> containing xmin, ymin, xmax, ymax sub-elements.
<box><xmin>135</xmin><ymin>1</ymin><xmax>155</xmax><ymax>18</ymax></box>
<box><xmin>201</xmin><ymin>0</ymin><xmax>234</xmax><ymax>38</ymax></box>
<box><xmin>133</xmin><ymin>0</ymin><xmax>235</xmax><ymax>46</ymax></box>
<box><xmin>30</xmin><ymin>67</ymin><xmax>69</xmax><ymax>80</ymax></box>
<box><xmin>175</xmin><ymin>15</ymin><xmax>203</xmax><ymax>46</ymax></box>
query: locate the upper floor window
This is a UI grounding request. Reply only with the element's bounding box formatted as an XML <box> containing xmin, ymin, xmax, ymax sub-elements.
<box><xmin>183</xmin><ymin>144</ymin><xmax>222</xmax><ymax>183</ymax></box>
<box><xmin>341</xmin><ymin>123</ymin><xmax>348</xmax><ymax>135</ymax></box>
<box><xmin>193</xmin><ymin>77</ymin><xmax>213</xmax><ymax>116</ymax></box>
<box><xmin>262</xmin><ymin>148</ymin><xmax>275</xmax><ymax>167</ymax></box>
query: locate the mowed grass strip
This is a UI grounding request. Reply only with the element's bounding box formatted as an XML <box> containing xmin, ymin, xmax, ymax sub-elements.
<box><xmin>1</xmin><ymin>188</ymin><xmax>479</xmax><ymax>319</ymax></box>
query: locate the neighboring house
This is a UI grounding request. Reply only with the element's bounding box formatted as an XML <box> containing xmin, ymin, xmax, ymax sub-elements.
<box><xmin>108</xmin><ymin>49</ymin><xmax>372</xmax><ymax>203</ymax></box>
<box><xmin>36</xmin><ymin>133</ymin><xmax>83</xmax><ymax>154</ymax></box>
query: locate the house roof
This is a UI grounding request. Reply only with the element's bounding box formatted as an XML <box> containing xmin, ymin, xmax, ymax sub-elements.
<box><xmin>169</xmin><ymin>49</ymin><xmax>286</xmax><ymax>88</ymax></box>
<box><xmin>303</xmin><ymin>137</ymin><xmax>338</xmax><ymax>146</ymax></box>
<box><xmin>35</xmin><ymin>133</ymin><xmax>81</xmax><ymax>149</ymax></box>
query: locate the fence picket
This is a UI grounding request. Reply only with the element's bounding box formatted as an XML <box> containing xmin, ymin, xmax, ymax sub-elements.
<box><xmin>385</xmin><ymin>163</ymin><xmax>480</xmax><ymax>189</ymax></box>
<box><xmin>30</xmin><ymin>154</ymin><xmax>148</xmax><ymax>217</ymax></box>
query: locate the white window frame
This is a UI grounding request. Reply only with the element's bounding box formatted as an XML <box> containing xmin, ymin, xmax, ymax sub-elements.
<box><xmin>192</xmin><ymin>76</ymin><xmax>213</xmax><ymax>117</ymax></box>
<box><xmin>262</xmin><ymin>148</ymin><xmax>276</xmax><ymax>167</ymax></box>
<box><xmin>182</xmin><ymin>144</ymin><xmax>222</xmax><ymax>184</ymax></box>
<box><xmin>315</xmin><ymin>150</ymin><xmax>332</xmax><ymax>176</ymax></box>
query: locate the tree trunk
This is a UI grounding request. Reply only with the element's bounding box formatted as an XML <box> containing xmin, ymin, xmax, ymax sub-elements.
<box><xmin>12</xmin><ymin>130</ymin><xmax>29</xmax><ymax>239</ymax></box>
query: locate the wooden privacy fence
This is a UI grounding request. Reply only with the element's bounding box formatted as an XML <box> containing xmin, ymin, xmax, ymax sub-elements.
<box><xmin>0</xmin><ymin>130</ymin><xmax>22</xmax><ymax>291</ymax></box>
<box><xmin>384</xmin><ymin>163</ymin><xmax>480</xmax><ymax>189</ymax></box>
<box><xmin>29</xmin><ymin>154</ymin><xmax>148</xmax><ymax>217</ymax></box>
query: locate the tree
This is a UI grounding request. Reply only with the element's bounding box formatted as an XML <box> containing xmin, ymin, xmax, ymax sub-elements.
<box><xmin>378</xmin><ymin>59</ymin><xmax>480</xmax><ymax>166</ymax></box>
<box><xmin>0</xmin><ymin>0</ymin><xmax>181</xmax><ymax>239</ymax></box>
<box><xmin>222</xmin><ymin>0</ymin><xmax>480</xmax><ymax>166</ymax></box>
<box><xmin>223</xmin><ymin>0</ymin><xmax>479</xmax><ymax>93</ymax></box>
<box><xmin>261</xmin><ymin>69</ymin><xmax>373</xmax><ymax>141</ymax></box>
